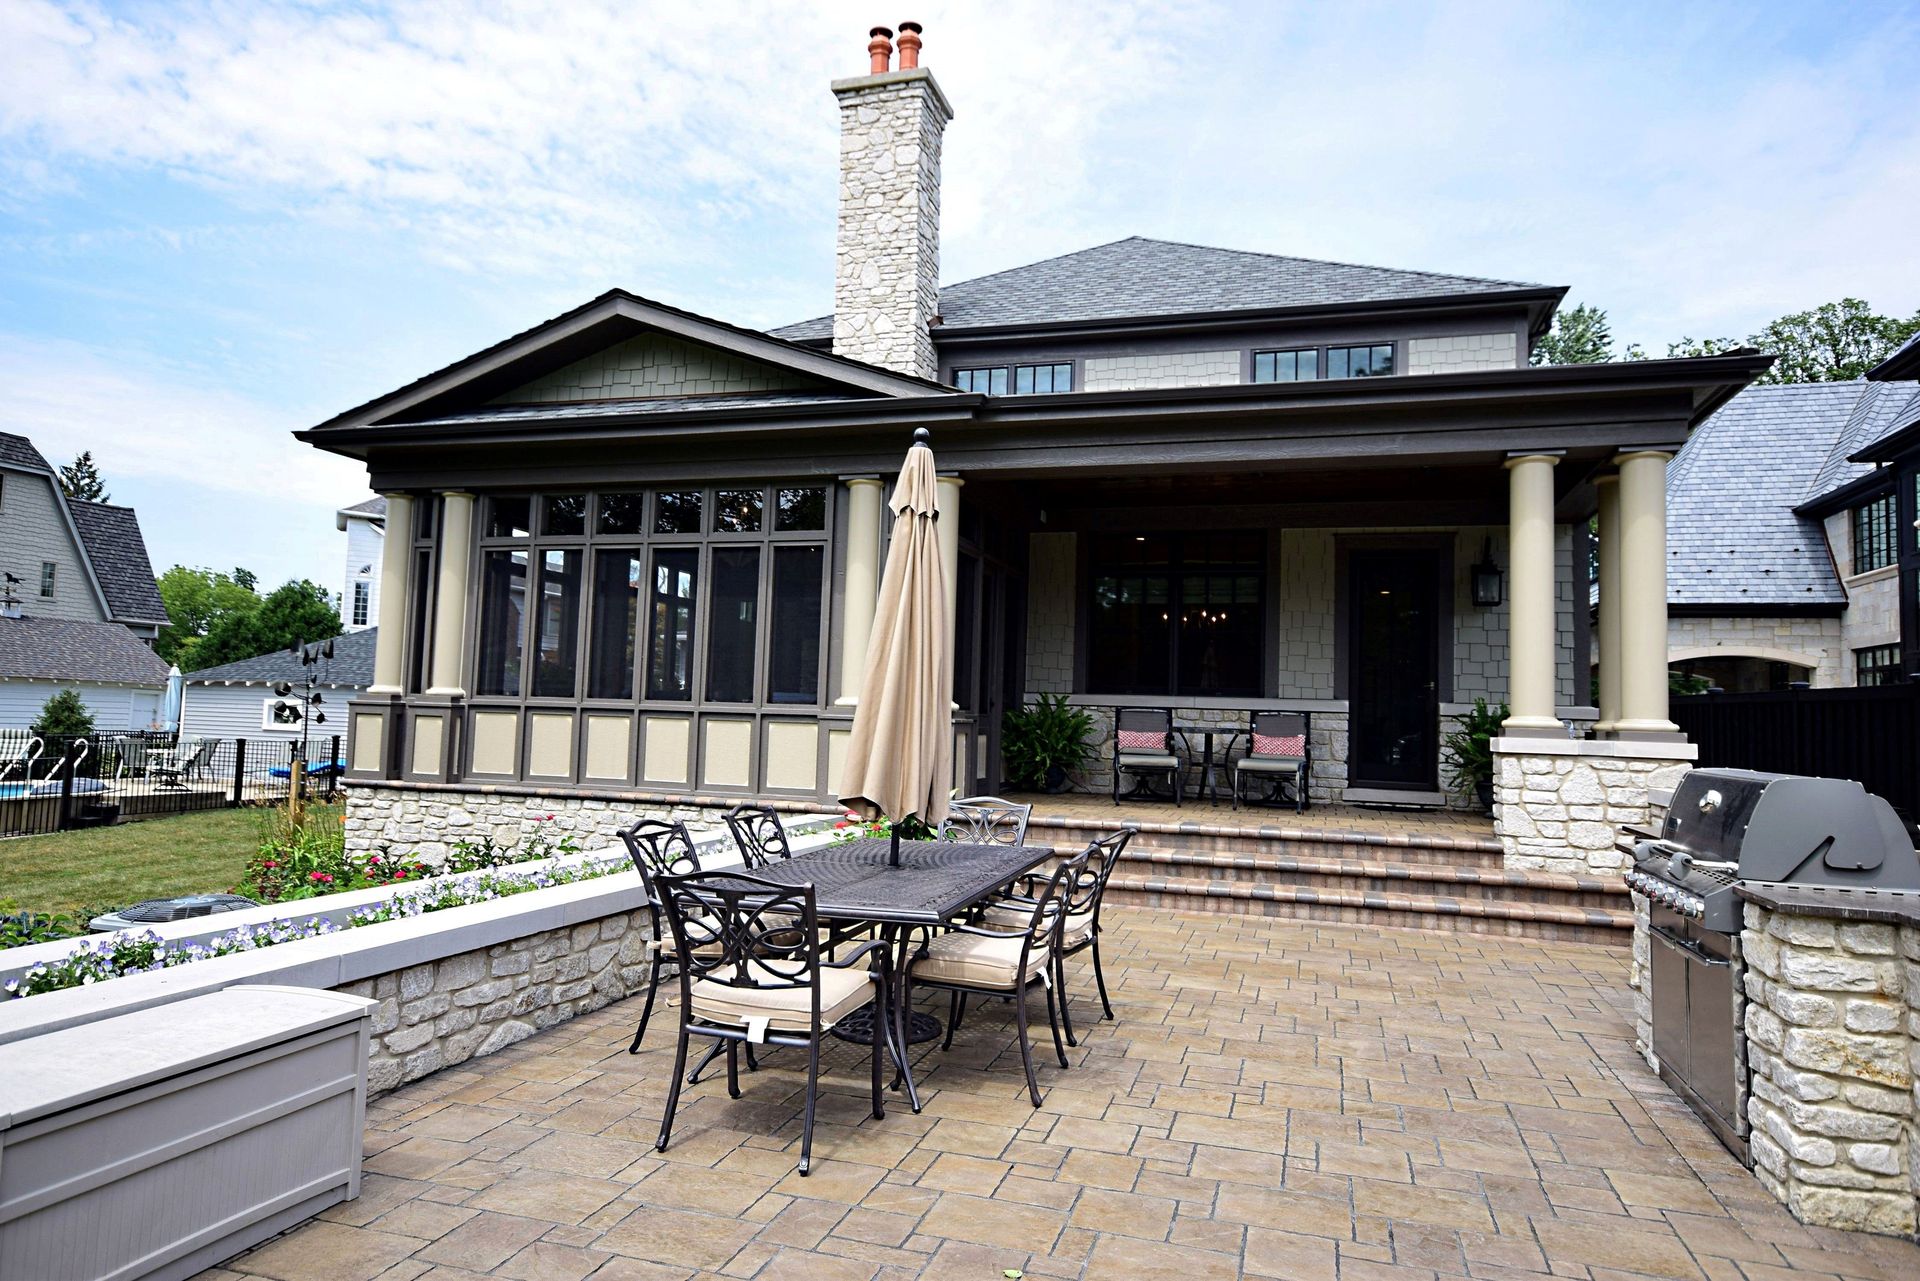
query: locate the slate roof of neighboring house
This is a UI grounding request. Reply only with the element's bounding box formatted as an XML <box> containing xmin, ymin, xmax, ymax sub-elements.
<box><xmin>770</xmin><ymin>237</ymin><xmax>1548</xmax><ymax>341</ymax></box>
<box><xmin>0</xmin><ymin>432</ymin><xmax>53</xmax><ymax>472</ymax></box>
<box><xmin>0</xmin><ymin>615</ymin><xmax>172</xmax><ymax>685</ymax></box>
<box><xmin>405</xmin><ymin>390</ymin><xmax>865</xmax><ymax>427</ymax></box>
<box><xmin>66</xmin><ymin>500</ymin><xmax>168</xmax><ymax>623</ymax></box>
<box><xmin>184</xmin><ymin>627</ymin><xmax>378</xmax><ymax>689</ymax></box>
<box><xmin>1666</xmin><ymin>384</ymin><xmax>1861</xmax><ymax>609</ymax></box>
<box><xmin>1870</xmin><ymin>330</ymin><xmax>1920</xmax><ymax>381</ymax></box>
<box><xmin>1802</xmin><ymin>381</ymin><xmax>1920</xmax><ymax>502</ymax></box>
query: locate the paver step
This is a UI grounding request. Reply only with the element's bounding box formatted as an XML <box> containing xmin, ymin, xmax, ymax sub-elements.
<box><xmin>1102</xmin><ymin>871</ymin><xmax>1632</xmax><ymax>947</ymax></box>
<box><xmin>1113</xmin><ymin>846</ymin><xmax>1628</xmax><ymax>910</ymax></box>
<box><xmin>1026</xmin><ymin>812</ymin><xmax>1506</xmax><ymax>869</ymax></box>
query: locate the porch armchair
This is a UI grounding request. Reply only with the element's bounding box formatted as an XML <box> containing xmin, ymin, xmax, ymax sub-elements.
<box><xmin>1231</xmin><ymin>711</ymin><xmax>1312</xmax><ymax>812</ymax></box>
<box><xmin>1110</xmin><ymin>707</ymin><xmax>1185</xmax><ymax>807</ymax></box>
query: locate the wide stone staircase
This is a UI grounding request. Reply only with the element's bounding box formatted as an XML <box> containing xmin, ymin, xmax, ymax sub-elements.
<box><xmin>1023</xmin><ymin>808</ymin><xmax>1632</xmax><ymax>947</ymax></box>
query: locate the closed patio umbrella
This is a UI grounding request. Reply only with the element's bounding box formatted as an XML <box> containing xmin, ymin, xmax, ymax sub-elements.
<box><xmin>838</xmin><ymin>427</ymin><xmax>952</xmax><ymax>866</ymax></box>
<box><xmin>163</xmin><ymin>665</ymin><xmax>183</xmax><ymax>732</ymax></box>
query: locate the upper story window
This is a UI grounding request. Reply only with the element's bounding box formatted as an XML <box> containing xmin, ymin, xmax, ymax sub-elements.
<box><xmin>1851</xmin><ymin>492</ymin><xmax>1897</xmax><ymax>574</ymax></box>
<box><xmin>1326</xmin><ymin>344</ymin><xmax>1396</xmax><ymax>378</ymax></box>
<box><xmin>39</xmin><ymin>562</ymin><xmax>54</xmax><ymax>598</ymax></box>
<box><xmin>351</xmin><ymin>580</ymin><xmax>371</xmax><ymax>628</ymax></box>
<box><xmin>953</xmin><ymin>363</ymin><xmax>1074</xmax><ymax>395</ymax></box>
<box><xmin>1857</xmin><ymin>644</ymin><xmax>1902</xmax><ymax>686</ymax></box>
<box><xmin>1251</xmin><ymin>349</ymin><xmax>1319</xmax><ymax>383</ymax></box>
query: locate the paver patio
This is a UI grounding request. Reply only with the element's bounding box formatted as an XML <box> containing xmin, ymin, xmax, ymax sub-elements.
<box><xmin>200</xmin><ymin>908</ymin><xmax>1919</xmax><ymax>1281</ymax></box>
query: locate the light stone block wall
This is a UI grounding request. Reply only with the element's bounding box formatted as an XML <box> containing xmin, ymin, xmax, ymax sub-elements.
<box><xmin>1025</xmin><ymin>532</ymin><xmax>1076</xmax><ymax>694</ymax></box>
<box><xmin>1492</xmin><ymin>744</ymin><xmax>1692</xmax><ymax>874</ymax></box>
<box><xmin>1407</xmin><ymin>332</ymin><xmax>1519</xmax><ymax>374</ymax></box>
<box><xmin>495</xmin><ymin>333</ymin><xmax>814</xmax><ymax>404</ymax></box>
<box><xmin>1826</xmin><ymin>509</ymin><xmax>1901</xmax><ymax>677</ymax></box>
<box><xmin>832</xmin><ymin>72</ymin><xmax>948</xmax><ymax>381</ymax></box>
<box><xmin>1081</xmin><ymin>351</ymin><xmax>1241</xmax><ymax>392</ymax></box>
<box><xmin>346</xmin><ymin>786</ymin><xmax>727</xmax><ymax>861</ymax></box>
<box><xmin>340</xmin><ymin>913</ymin><xmax>651</xmax><ymax>1095</ymax></box>
<box><xmin>1739</xmin><ymin>903</ymin><xmax>1918</xmax><ymax>1237</ymax></box>
<box><xmin>1667</xmin><ymin>615</ymin><xmax>1847</xmax><ymax>688</ymax></box>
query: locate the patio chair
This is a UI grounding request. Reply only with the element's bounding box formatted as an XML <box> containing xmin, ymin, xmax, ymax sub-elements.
<box><xmin>908</xmin><ymin>846</ymin><xmax>1086</xmax><ymax>1107</ymax></box>
<box><xmin>943</xmin><ymin>795</ymin><xmax>1032</xmax><ymax>846</ymax></box>
<box><xmin>1231</xmin><ymin>711</ymin><xmax>1312</xmax><ymax>813</ymax></box>
<box><xmin>150</xmin><ymin>738</ymin><xmax>214</xmax><ymax>790</ymax></box>
<box><xmin>981</xmin><ymin>829</ymin><xmax>1134</xmax><ymax>1044</ymax></box>
<box><xmin>618</xmin><ymin>819</ymin><xmax>705</xmax><ymax>1055</ymax></box>
<box><xmin>651</xmin><ymin>870</ymin><xmax>890</xmax><ymax>1176</ymax></box>
<box><xmin>723</xmin><ymin>803</ymin><xmax>793</xmax><ymax>868</ymax></box>
<box><xmin>1110</xmin><ymin>707</ymin><xmax>1184</xmax><ymax>807</ymax></box>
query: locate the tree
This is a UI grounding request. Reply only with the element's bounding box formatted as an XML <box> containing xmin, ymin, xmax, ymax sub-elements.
<box><xmin>1531</xmin><ymin>303</ymin><xmax>1616</xmax><ymax>366</ymax></box>
<box><xmin>1748</xmin><ymin>298</ymin><xmax>1920</xmax><ymax>384</ymax></box>
<box><xmin>58</xmin><ymin>451</ymin><xmax>110</xmax><ymax>502</ymax></box>
<box><xmin>32</xmin><ymin>689</ymin><xmax>96</xmax><ymax>738</ymax></box>
<box><xmin>155</xmin><ymin>566</ymin><xmax>260</xmax><ymax>669</ymax></box>
<box><xmin>232</xmin><ymin>567</ymin><xmax>258</xmax><ymax>592</ymax></box>
<box><xmin>193</xmin><ymin>579</ymin><xmax>342</xmax><ymax>670</ymax></box>
<box><xmin>1665</xmin><ymin>336</ymin><xmax>1741</xmax><ymax>358</ymax></box>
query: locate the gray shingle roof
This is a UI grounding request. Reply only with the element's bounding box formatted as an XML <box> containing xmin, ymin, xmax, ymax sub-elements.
<box><xmin>769</xmin><ymin>236</ymin><xmax>1547</xmax><ymax>341</ymax></box>
<box><xmin>185</xmin><ymin>626</ymin><xmax>377</xmax><ymax>688</ymax></box>
<box><xmin>0</xmin><ymin>615</ymin><xmax>172</xmax><ymax>685</ymax></box>
<box><xmin>1870</xmin><ymin>330</ymin><xmax>1920</xmax><ymax>381</ymax></box>
<box><xmin>0</xmin><ymin>432</ymin><xmax>52</xmax><ymax>473</ymax></box>
<box><xmin>405</xmin><ymin>390</ymin><xmax>865</xmax><ymax>427</ymax></box>
<box><xmin>1667</xmin><ymin>384</ymin><xmax>1860</xmax><ymax>608</ymax></box>
<box><xmin>340</xmin><ymin>496</ymin><xmax>387</xmax><ymax>518</ymax></box>
<box><xmin>67</xmin><ymin>500</ymin><xmax>167</xmax><ymax>623</ymax></box>
<box><xmin>1802</xmin><ymin>381</ymin><xmax>1920</xmax><ymax>502</ymax></box>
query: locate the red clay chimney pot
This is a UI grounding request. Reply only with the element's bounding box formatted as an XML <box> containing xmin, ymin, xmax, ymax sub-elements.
<box><xmin>896</xmin><ymin>21</ymin><xmax>922</xmax><ymax>69</ymax></box>
<box><xmin>868</xmin><ymin>26</ymin><xmax>894</xmax><ymax>75</ymax></box>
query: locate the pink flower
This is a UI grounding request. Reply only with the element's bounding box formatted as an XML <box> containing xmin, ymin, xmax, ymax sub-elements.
<box><xmin>263</xmin><ymin>860</ymin><xmax>278</xmax><ymax>869</ymax></box>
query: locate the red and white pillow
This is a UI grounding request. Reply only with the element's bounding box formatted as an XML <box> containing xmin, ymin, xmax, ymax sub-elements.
<box><xmin>1253</xmin><ymin>733</ymin><xmax>1306</xmax><ymax>757</ymax></box>
<box><xmin>1116</xmin><ymin>729</ymin><xmax>1165</xmax><ymax>752</ymax></box>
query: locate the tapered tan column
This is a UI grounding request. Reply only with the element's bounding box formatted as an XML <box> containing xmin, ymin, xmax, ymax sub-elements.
<box><xmin>426</xmin><ymin>490</ymin><xmax>475</xmax><ymax>698</ymax></box>
<box><xmin>836</xmin><ymin>477</ymin><xmax>885</xmax><ymax>705</ymax></box>
<box><xmin>1593</xmin><ymin>475</ymin><xmax>1622</xmax><ymax>734</ymax></box>
<box><xmin>1503</xmin><ymin>454</ymin><xmax>1562</xmax><ymax>733</ymax></box>
<box><xmin>1615</xmin><ymin>450</ymin><xmax>1678</xmax><ymax>735</ymax></box>
<box><xmin>367</xmin><ymin>492</ymin><xmax>413</xmax><ymax>694</ymax></box>
<box><xmin>936</xmin><ymin>475</ymin><xmax>964</xmax><ymax>634</ymax></box>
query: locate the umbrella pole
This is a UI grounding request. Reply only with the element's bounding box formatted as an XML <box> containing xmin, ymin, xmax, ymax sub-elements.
<box><xmin>890</xmin><ymin>826</ymin><xmax>902</xmax><ymax>868</ymax></box>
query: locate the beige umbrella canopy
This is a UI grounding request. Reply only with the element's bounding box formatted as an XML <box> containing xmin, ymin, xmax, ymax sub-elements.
<box><xmin>838</xmin><ymin>428</ymin><xmax>952</xmax><ymax>858</ymax></box>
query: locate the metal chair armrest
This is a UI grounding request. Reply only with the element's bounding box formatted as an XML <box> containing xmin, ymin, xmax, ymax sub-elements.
<box><xmin>824</xmin><ymin>939</ymin><xmax>892</xmax><ymax>974</ymax></box>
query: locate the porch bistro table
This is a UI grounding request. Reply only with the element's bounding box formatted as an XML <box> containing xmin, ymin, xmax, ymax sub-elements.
<box><xmin>1174</xmin><ymin>727</ymin><xmax>1243</xmax><ymax>805</ymax></box>
<box><xmin>709</xmin><ymin>836</ymin><xmax>1053</xmax><ymax>1113</ymax></box>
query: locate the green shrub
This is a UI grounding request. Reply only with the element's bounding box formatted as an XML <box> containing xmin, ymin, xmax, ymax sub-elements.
<box><xmin>1001</xmin><ymin>693</ymin><xmax>1095</xmax><ymax>791</ymax></box>
<box><xmin>1441</xmin><ymin>698</ymin><xmax>1508</xmax><ymax>804</ymax></box>
<box><xmin>31</xmin><ymin>689</ymin><xmax>95</xmax><ymax>738</ymax></box>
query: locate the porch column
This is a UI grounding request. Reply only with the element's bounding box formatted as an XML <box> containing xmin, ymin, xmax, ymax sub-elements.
<box><xmin>1593</xmin><ymin>474</ymin><xmax>1622</xmax><ymax>734</ymax></box>
<box><xmin>425</xmin><ymin>490</ymin><xmax>475</xmax><ymax>698</ymax></box>
<box><xmin>936</xmin><ymin>474</ymin><xmax>964</xmax><ymax>640</ymax></box>
<box><xmin>1503</xmin><ymin>453</ymin><xmax>1562</xmax><ymax>733</ymax></box>
<box><xmin>1615</xmin><ymin>450</ymin><xmax>1679</xmax><ymax>735</ymax></box>
<box><xmin>367</xmin><ymin>492</ymin><xmax>413</xmax><ymax>695</ymax></box>
<box><xmin>836</xmin><ymin>477</ymin><xmax>885</xmax><ymax>704</ymax></box>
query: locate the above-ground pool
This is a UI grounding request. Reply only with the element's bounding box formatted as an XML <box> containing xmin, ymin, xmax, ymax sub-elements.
<box><xmin>0</xmin><ymin>778</ymin><xmax>111</xmax><ymax>799</ymax></box>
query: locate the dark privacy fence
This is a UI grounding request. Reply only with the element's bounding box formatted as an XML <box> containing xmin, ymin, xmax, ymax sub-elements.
<box><xmin>1670</xmin><ymin>684</ymin><xmax>1920</xmax><ymax>826</ymax></box>
<box><xmin>0</xmin><ymin>733</ymin><xmax>342</xmax><ymax>839</ymax></box>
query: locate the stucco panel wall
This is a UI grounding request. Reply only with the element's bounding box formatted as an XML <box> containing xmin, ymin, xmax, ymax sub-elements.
<box><xmin>0</xmin><ymin>468</ymin><xmax>103</xmax><ymax>623</ymax></box>
<box><xmin>495</xmin><ymin>333</ymin><xmax>818</xmax><ymax>404</ymax></box>
<box><xmin>1081</xmin><ymin>351</ymin><xmax>1241</xmax><ymax>392</ymax></box>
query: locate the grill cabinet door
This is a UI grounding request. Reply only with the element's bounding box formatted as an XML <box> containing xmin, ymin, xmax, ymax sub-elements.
<box><xmin>1649</xmin><ymin>917</ymin><xmax>1691</xmax><ymax>1081</ymax></box>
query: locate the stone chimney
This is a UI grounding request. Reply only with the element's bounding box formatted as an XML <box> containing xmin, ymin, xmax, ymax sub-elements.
<box><xmin>831</xmin><ymin>22</ymin><xmax>953</xmax><ymax>381</ymax></box>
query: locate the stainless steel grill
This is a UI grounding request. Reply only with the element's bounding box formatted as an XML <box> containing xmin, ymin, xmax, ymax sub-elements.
<box><xmin>1625</xmin><ymin>767</ymin><xmax>1920</xmax><ymax>1164</ymax></box>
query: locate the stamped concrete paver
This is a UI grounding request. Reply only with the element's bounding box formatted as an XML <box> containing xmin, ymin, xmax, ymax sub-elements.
<box><xmin>208</xmin><ymin>907</ymin><xmax>1917</xmax><ymax>1280</ymax></box>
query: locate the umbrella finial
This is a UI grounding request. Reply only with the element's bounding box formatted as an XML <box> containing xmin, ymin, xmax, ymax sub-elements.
<box><xmin>912</xmin><ymin>426</ymin><xmax>931</xmax><ymax>448</ymax></box>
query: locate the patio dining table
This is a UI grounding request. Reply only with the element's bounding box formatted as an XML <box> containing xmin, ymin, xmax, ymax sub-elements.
<box><xmin>710</xmin><ymin>835</ymin><xmax>1054</xmax><ymax>1112</ymax></box>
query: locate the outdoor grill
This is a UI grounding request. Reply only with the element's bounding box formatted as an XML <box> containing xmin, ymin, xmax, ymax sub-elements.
<box><xmin>1626</xmin><ymin>767</ymin><xmax>1920</xmax><ymax>1162</ymax></box>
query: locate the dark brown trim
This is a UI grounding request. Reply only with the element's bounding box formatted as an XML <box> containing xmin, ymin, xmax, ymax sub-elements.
<box><xmin>1668</xmin><ymin>603</ymin><xmax>1848</xmax><ymax>618</ymax></box>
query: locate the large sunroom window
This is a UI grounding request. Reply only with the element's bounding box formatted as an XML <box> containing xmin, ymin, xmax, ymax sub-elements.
<box><xmin>473</xmin><ymin>487</ymin><xmax>829</xmax><ymax>705</ymax></box>
<box><xmin>1086</xmin><ymin>532</ymin><xmax>1264</xmax><ymax>697</ymax></box>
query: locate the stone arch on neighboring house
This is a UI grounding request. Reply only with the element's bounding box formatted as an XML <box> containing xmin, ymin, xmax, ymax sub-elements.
<box><xmin>1667</xmin><ymin>644</ymin><xmax>1824</xmax><ymax>693</ymax></box>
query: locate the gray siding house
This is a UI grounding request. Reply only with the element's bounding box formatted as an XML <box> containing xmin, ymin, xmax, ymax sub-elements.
<box><xmin>181</xmin><ymin>628</ymin><xmax>375</xmax><ymax>746</ymax></box>
<box><xmin>302</xmin><ymin>36</ymin><xmax>1768</xmax><ymax>869</ymax></box>
<box><xmin>0</xmin><ymin>432</ymin><xmax>170</xmax><ymax>729</ymax></box>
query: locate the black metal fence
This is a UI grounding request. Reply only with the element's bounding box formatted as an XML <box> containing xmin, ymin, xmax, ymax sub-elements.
<box><xmin>1671</xmin><ymin>684</ymin><xmax>1920</xmax><ymax>824</ymax></box>
<box><xmin>0</xmin><ymin>732</ymin><xmax>342</xmax><ymax>839</ymax></box>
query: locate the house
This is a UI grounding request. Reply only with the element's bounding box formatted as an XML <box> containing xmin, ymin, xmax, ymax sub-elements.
<box><xmin>301</xmin><ymin>27</ymin><xmax>1770</xmax><ymax>875</ymax></box>
<box><xmin>1663</xmin><ymin>372</ymin><xmax>1920</xmax><ymax>690</ymax></box>
<box><xmin>0</xmin><ymin>431</ymin><xmax>170</xmax><ymax>728</ymax></box>
<box><xmin>336</xmin><ymin>496</ymin><xmax>386</xmax><ymax>632</ymax></box>
<box><xmin>180</xmin><ymin>627</ymin><xmax>375</xmax><ymax>746</ymax></box>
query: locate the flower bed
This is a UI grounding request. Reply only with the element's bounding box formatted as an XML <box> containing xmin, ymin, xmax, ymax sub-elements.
<box><xmin>5</xmin><ymin>853</ymin><xmax>628</xmax><ymax>1000</ymax></box>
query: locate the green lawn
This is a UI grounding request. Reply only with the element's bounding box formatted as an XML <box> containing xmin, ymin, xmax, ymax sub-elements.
<box><xmin>1</xmin><ymin>804</ymin><xmax>340</xmax><ymax>918</ymax></box>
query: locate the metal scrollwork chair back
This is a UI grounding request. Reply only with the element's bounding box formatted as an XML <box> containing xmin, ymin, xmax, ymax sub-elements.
<box><xmin>944</xmin><ymin>795</ymin><xmax>1032</xmax><ymax>846</ymax></box>
<box><xmin>724</xmin><ymin>803</ymin><xmax>793</xmax><ymax>869</ymax></box>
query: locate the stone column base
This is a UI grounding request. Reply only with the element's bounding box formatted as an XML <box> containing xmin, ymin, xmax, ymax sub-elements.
<box><xmin>1490</xmin><ymin>737</ymin><xmax>1696</xmax><ymax>875</ymax></box>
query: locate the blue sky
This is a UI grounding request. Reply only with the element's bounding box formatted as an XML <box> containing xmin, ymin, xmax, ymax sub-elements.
<box><xmin>3</xmin><ymin>0</ymin><xmax>1917</xmax><ymax>596</ymax></box>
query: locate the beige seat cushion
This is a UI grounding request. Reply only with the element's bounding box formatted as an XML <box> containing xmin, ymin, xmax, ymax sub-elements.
<box><xmin>1116</xmin><ymin>752</ymin><xmax>1179</xmax><ymax>768</ymax></box>
<box><xmin>912</xmin><ymin>930</ymin><xmax>1049</xmax><ymax>989</ymax></box>
<box><xmin>981</xmin><ymin>904</ymin><xmax>1094</xmax><ymax>948</ymax></box>
<box><xmin>1236</xmin><ymin>756</ymin><xmax>1303</xmax><ymax>773</ymax></box>
<box><xmin>690</xmin><ymin>961</ymin><xmax>873</xmax><ymax>1033</ymax></box>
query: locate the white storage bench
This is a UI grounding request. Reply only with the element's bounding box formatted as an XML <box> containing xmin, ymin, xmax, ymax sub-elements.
<box><xmin>0</xmin><ymin>985</ymin><xmax>375</xmax><ymax>1281</ymax></box>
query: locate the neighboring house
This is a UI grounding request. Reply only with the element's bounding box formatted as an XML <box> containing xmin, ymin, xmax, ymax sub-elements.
<box><xmin>0</xmin><ymin>431</ymin><xmax>170</xmax><ymax>728</ymax></box>
<box><xmin>180</xmin><ymin>628</ymin><xmax>376</xmax><ymax>745</ymax></box>
<box><xmin>300</xmin><ymin>31</ymin><xmax>1767</xmax><ymax>853</ymax></box>
<box><xmin>337</xmin><ymin>496</ymin><xmax>386</xmax><ymax>632</ymax></box>
<box><xmin>1662</xmin><ymin>375</ymin><xmax>1920</xmax><ymax>690</ymax></box>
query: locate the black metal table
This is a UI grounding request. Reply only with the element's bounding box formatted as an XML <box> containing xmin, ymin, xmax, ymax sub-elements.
<box><xmin>716</xmin><ymin>836</ymin><xmax>1053</xmax><ymax>1112</ymax></box>
<box><xmin>1175</xmin><ymin>727</ymin><xmax>1241</xmax><ymax>804</ymax></box>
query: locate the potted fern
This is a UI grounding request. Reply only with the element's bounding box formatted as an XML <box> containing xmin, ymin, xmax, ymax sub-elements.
<box><xmin>1001</xmin><ymin>694</ymin><xmax>1095</xmax><ymax>793</ymax></box>
<box><xmin>1441</xmin><ymin>697</ymin><xmax>1508</xmax><ymax>812</ymax></box>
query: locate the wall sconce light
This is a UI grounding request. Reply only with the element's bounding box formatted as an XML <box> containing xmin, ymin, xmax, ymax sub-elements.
<box><xmin>1471</xmin><ymin>538</ymin><xmax>1504</xmax><ymax>608</ymax></box>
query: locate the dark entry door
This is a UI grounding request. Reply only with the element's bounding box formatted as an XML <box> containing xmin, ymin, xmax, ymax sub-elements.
<box><xmin>1348</xmin><ymin>550</ymin><xmax>1441</xmax><ymax>790</ymax></box>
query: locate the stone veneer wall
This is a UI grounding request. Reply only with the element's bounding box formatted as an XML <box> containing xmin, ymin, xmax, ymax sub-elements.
<box><xmin>1492</xmin><ymin>740</ymin><xmax>1694</xmax><ymax>874</ymax></box>
<box><xmin>1080</xmin><ymin>350</ymin><xmax>1241</xmax><ymax>391</ymax></box>
<box><xmin>1407</xmin><ymin>332</ymin><xmax>1519</xmax><ymax>374</ymax></box>
<box><xmin>1738</xmin><ymin>902</ymin><xmax>1918</xmax><ymax>1236</ymax></box>
<box><xmin>346</xmin><ymin>786</ymin><xmax>723</xmax><ymax>861</ymax></box>
<box><xmin>340</xmin><ymin>912</ymin><xmax>650</xmax><ymax>1095</ymax></box>
<box><xmin>1667</xmin><ymin>615</ymin><xmax>1847</xmax><ymax>688</ymax></box>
